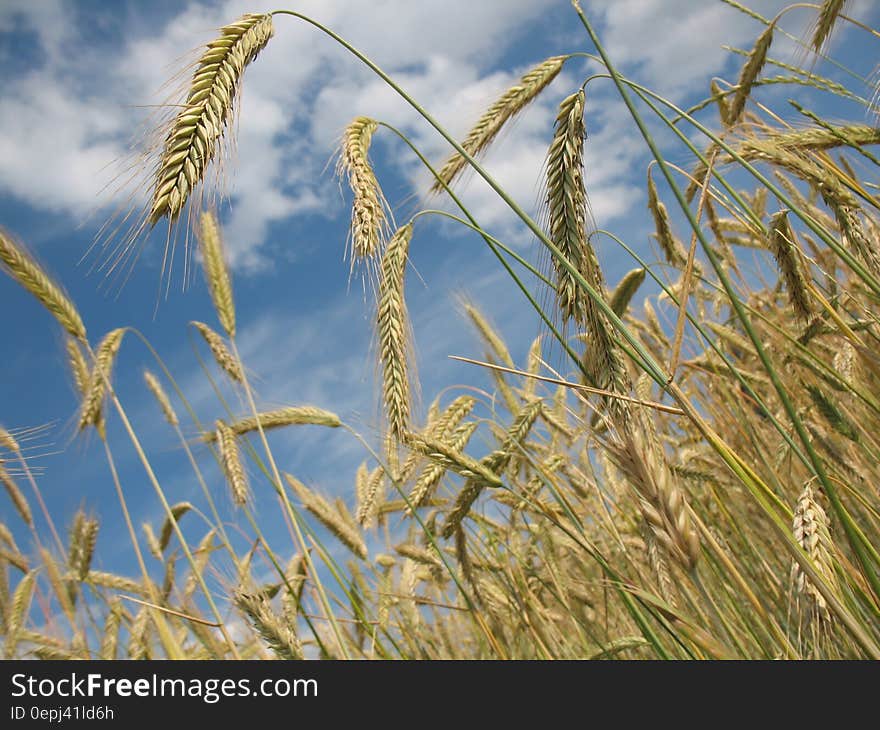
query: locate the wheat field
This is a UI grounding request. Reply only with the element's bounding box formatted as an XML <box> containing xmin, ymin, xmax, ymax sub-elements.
<box><xmin>1</xmin><ymin>0</ymin><xmax>880</xmax><ymax>660</ymax></box>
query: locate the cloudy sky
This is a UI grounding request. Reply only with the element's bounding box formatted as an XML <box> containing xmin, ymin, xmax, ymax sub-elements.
<box><xmin>1</xmin><ymin>0</ymin><xmax>876</xmax><ymax>584</ymax></box>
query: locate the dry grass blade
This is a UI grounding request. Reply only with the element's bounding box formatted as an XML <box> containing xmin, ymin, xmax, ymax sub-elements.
<box><xmin>432</xmin><ymin>55</ymin><xmax>565</xmax><ymax>192</ymax></box>
<box><xmin>377</xmin><ymin>223</ymin><xmax>414</xmax><ymax>444</ymax></box>
<box><xmin>338</xmin><ymin>117</ymin><xmax>389</xmax><ymax>263</ymax></box>
<box><xmin>216</xmin><ymin>421</ymin><xmax>250</xmax><ymax>507</ymax></box>
<box><xmin>198</xmin><ymin>211</ymin><xmax>236</xmax><ymax>337</ymax></box>
<box><xmin>149</xmin><ymin>14</ymin><xmax>274</xmax><ymax>226</ymax></box>
<box><xmin>193</xmin><ymin>321</ymin><xmax>244</xmax><ymax>382</ymax></box>
<box><xmin>0</xmin><ymin>228</ymin><xmax>85</xmax><ymax>339</ymax></box>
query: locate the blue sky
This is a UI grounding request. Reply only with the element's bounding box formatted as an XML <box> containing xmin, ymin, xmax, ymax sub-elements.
<box><xmin>1</xmin><ymin>0</ymin><xmax>878</xmax><ymax>588</ymax></box>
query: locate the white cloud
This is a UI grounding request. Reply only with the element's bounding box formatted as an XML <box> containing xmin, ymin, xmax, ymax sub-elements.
<box><xmin>1</xmin><ymin>0</ymin><xmax>876</xmax><ymax>272</ymax></box>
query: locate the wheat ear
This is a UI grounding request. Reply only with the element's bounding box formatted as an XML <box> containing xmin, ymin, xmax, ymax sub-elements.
<box><xmin>78</xmin><ymin>328</ymin><xmax>126</xmax><ymax>433</ymax></box>
<box><xmin>377</xmin><ymin>223</ymin><xmax>414</xmax><ymax>445</ymax></box>
<box><xmin>728</xmin><ymin>23</ymin><xmax>774</xmax><ymax>125</ymax></box>
<box><xmin>0</xmin><ymin>228</ymin><xmax>85</xmax><ymax>339</ymax></box>
<box><xmin>338</xmin><ymin>117</ymin><xmax>389</xmax><ymax>263</ymax></box>
<box><xmin>215</xmin><ymin>421</ymin><xmax>250</xmax><ymax>507</ymax></box>
<box><xmin>811</xmin><ymin>0</ymin><xmax>848</xmax><ymax>52</ymax></box>
<box><xmin>432</xmin><ymin>56</ymin><xmax>565</xmax><ymax>192</ymax></box>
<box><xmin>547</xmin><ymin>91</ymin><xmax>624</xmax><ymax>391</ymax></box>
<box><xmin>198</xmin><ymin>211</ymin><xmax>236</xmax><ymax>337</ymax></box>
<box><xmin>767</xmin><ymin>210</ymin><xmax>813</xmax><ymax>320</ymax></box>
<box><xmin>149</xmin><ymin>14</ymin><xmax>274</xmax><ymax>225</ymax></box>
<box><xmin>143</xmin><ymin>370</ymin><xmax>179</xmax><ymax>427</ymax></box>
<box><xmin>193</xmin><ymin>321</ymin><xmax>244</xmax><ymax>382</ymax></box>
<box><xmin>204</xmin><ymin>407</ymin><xmax>341</xmax><ymax>441</ymax></box>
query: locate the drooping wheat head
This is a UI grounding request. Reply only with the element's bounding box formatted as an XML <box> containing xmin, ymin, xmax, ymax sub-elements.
<box><xmin>432</xmin><ymin>56</ymin><xmax>565</xmax><ymax>192</ymax></box>
<box><xmin>148</xmin><ymin>14</ymin><xmax>274</xmax><ymax>227</ymax></box>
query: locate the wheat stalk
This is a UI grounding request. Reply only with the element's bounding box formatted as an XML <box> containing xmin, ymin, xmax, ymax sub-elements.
<box><xmin>432</xmin><ymin>55</ymin><xmax>565</xmax><ymax>192</ymax></box>
<box><xmin>0</xmin><ymin>228</ymin><xmax>85</xmax><ymax>339</ymax></box>
<box><xmin>149</xmin><ymin>14</ymin><xmax>274</xmax><ymax>226</ymax></box>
